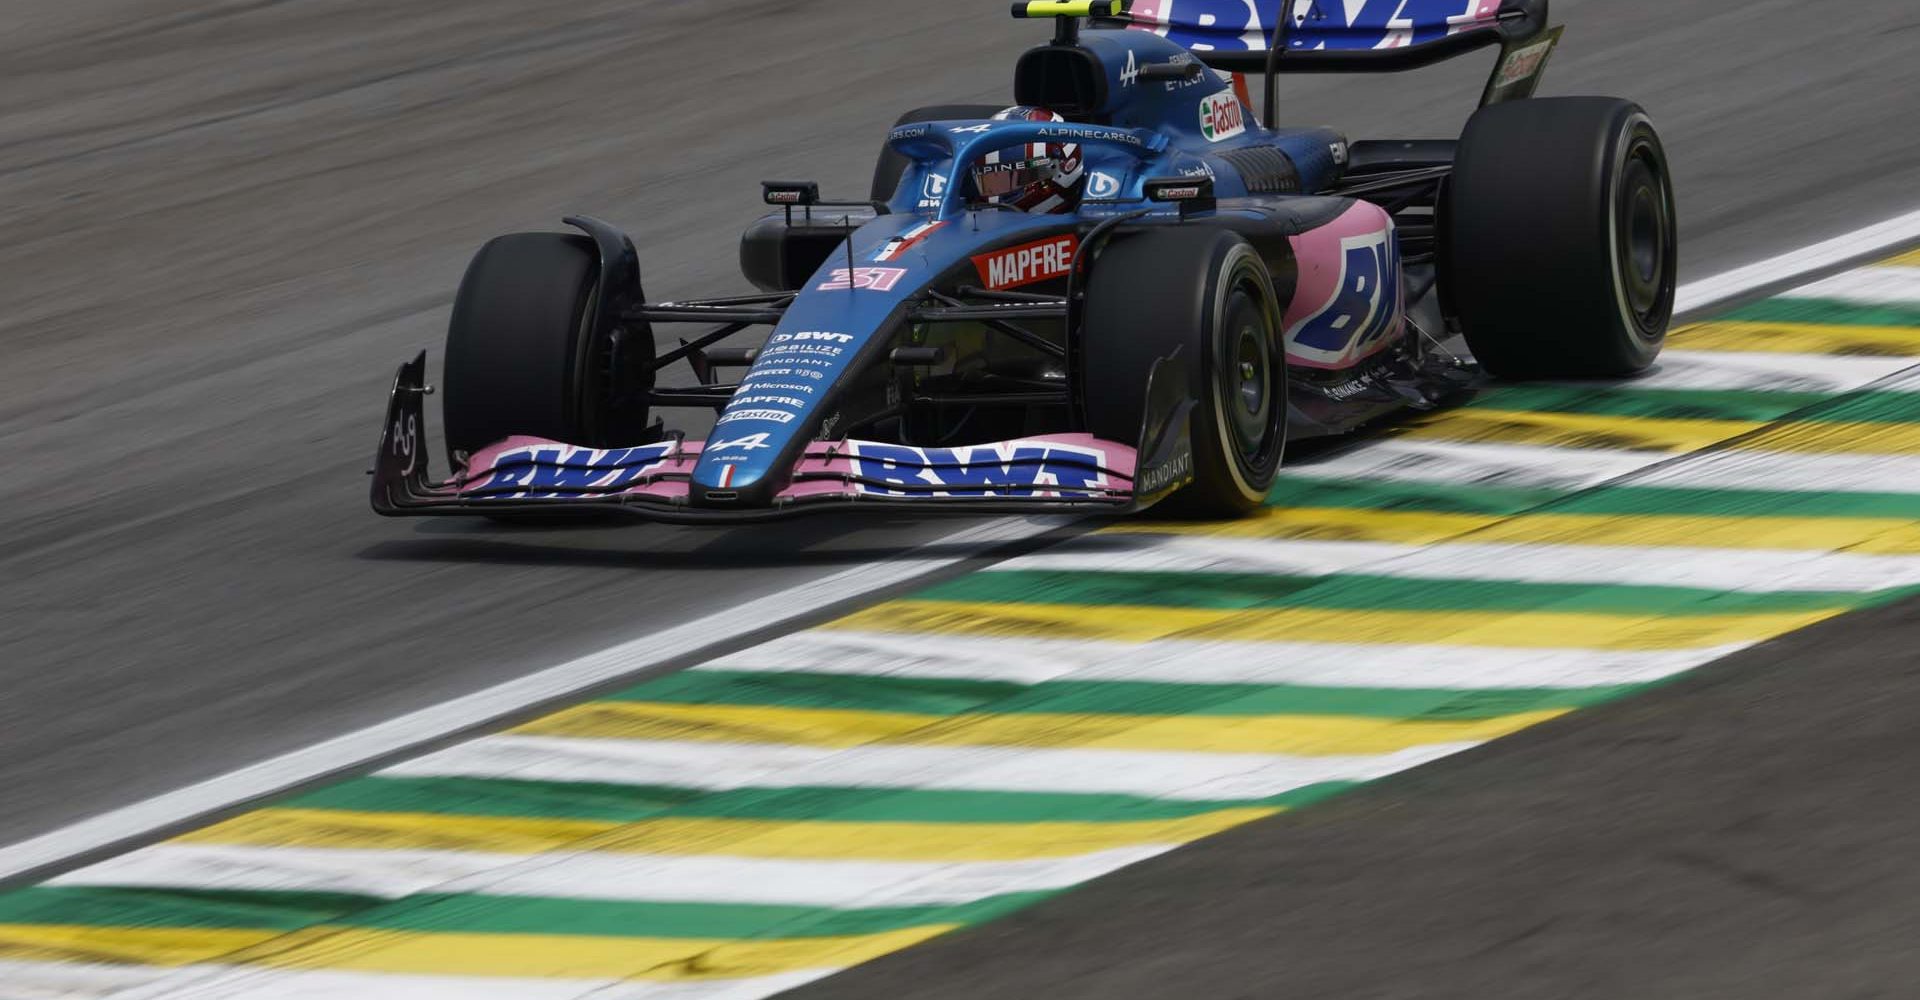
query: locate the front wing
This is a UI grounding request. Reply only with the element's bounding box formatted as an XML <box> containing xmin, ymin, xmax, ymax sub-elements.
<box><xmin>370</xmin><ymin>355</ymin><xmax>1153</xmax><ymax>523</ymax></box>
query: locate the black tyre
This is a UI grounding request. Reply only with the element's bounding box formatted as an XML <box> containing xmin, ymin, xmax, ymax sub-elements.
<box><xmin>869</xmin><ymin>104</ymin><xmax>1005</xmax><ymax>203</ymax></box>
<box><xmin>1084</xmin><ymin>226</ymin><xmax>1287</xmax><ymax>518</ymax></box>
<box><xmin>442</xmin><ymin>233</ymin><xmax>648</xmax><ymax>465</ymax></box>
<box><xmin>1444</xmin><ymin>97</ymin><xmax>1677</xmax><ymax>378</ymax></box>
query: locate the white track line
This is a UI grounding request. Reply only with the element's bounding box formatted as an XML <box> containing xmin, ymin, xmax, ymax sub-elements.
<box><xmin>3</xmin><ymin>211</ymin><xmax>1916</xmax><ymax>888</ymax></box>
<box><xmin>0</xmin><ymin>517</ymin><xmax>1069</xmax><ymax>883</ymax></box>
<box><xmin>1675</xmin><ymin>207</ymin><xmax>1920</xmax><ymax>314</ymax></box>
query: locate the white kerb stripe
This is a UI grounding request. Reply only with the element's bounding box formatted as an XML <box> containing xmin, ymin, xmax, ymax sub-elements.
<box><xmin>1282</xmin><ymin>439</ymin><xmax>1661</xmax><ymax>492</ymax></box>
<box><xmin>708</xmin><ymin>631</ymin><xmax>1740</xmax><ymax>689</ymax></box>
<box><xmin>1620</xmin><ymin>350</ymin><xmax>1920</xmax><ymax>394</ymax></box>
<box><xmin>1003</xmin><ymin>534</ymin><xmax>1920</xmax><ymax>593</ymax></box>
<box><xmin>49</xmin><ymin>843</ymin><xmax>518</xmax><ymax>899</ymax></box>
<box><xmin>51</xmin><ymin>843</ymin><xmax>1176</xmax><ymax>909</ymax></box>
<box><xmin>388</xmin><ymin>736</ymin><xmax>1475</xmax><ymax>801</ymax></box>
<box><xmin>0</xmin><ymin>960</ymin><xmax>172</xmax><ymax>1000</ymax></box>
<box><xmin>1781</xmin><ymin>264</ymin><xmax>1920</xmax><ymax>306</ymax></box>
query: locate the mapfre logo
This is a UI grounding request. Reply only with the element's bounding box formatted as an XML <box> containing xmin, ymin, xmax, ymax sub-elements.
<box><xmin>1199</xmin><ymin>92</ymin><xmax>1245</xmax><ymax>143</ymax></box>
<box><xmin>971</xmin><ymin>234</ymin><xmax>1078</xmax><ymax>291</ymax></box>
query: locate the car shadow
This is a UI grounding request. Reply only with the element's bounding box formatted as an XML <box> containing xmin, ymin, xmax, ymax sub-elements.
<box><xmin>354</xmin><ymin>512</ymin><xmax>1103</xmax><ymax>571</ymax></box>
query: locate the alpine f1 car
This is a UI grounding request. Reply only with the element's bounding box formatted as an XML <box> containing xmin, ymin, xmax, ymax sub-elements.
<box><xmin>370</xmin><ymin>0</ymin><xmax>1675</xmax><ymax>523</ymax></box>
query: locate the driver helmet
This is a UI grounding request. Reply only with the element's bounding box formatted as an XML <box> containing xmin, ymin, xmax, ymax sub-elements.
<box><xmin>971</xmin><ymin>106</ymin><xmax>1085</xmax><ymax>213</ymax></box>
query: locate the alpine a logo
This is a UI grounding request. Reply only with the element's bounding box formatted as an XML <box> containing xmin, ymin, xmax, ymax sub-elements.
<box><xmin>1199</xmin><ymin>92</ymin><xmax>1245</xmax><ymax>142</ymax></box>
<box><xmin>971</xmin><ymin>234</ymin><xmax>1078</xmax><ymax>291</ymax></box>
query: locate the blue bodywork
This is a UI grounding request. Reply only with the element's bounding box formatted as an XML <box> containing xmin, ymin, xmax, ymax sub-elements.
<box><xmin>693</xmin><ymin>28</ymin><xmax>1348</xmax><ymax>499</ymax></box>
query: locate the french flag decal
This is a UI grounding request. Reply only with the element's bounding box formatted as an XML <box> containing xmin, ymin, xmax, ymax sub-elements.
<box><xmin>719</xmin><ymin>464</ymin><xmax>738</xmax><ymax>488</ymax></box>
<box><xmin>874</xmin><ymin>220</ymin><xmax>948</xmax><ymax>262</ymax></box>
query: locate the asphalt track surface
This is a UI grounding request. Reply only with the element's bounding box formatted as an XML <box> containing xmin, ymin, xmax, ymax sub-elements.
<box><xmin>2</xmin><ymin>0</ymin><xmax>1918</xmax><ymax>989</ymax></box>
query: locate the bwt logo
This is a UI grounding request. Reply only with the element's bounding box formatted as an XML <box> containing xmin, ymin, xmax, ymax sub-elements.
<box><xmin>1286</xmin><ymin>225</ymin><xmax>1404</xmax><ymax>368</ymax></box>
<box><xmin>850</xmin><ymin>441</ymin><xmax>1109</xmax><ymax>498</ymax></box>
<box><xmin>770</xmin><ymin>331</ymin><xmax>855</xmax><ymax>345</ymax></box>
<box><xmin>472</xmin><ymin>443</ymin><xmax>676</xmax><ymax>500</ymax></box>
<box><xmin>1135</xmin><ymin>0</ymin><xmax>1496</xmax><ymax>52</ymax></box>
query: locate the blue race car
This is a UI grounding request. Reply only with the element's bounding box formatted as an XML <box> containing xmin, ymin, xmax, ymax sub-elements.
<box><xmin>370</xmin><ymin>0</ymin><xmax>1674</xmax><ymax>522</ymax></box>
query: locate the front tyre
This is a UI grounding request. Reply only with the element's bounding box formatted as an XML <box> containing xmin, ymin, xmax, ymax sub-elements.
<box><xmin>442</xmin><ymin>233</ymin><xmax>650</xmax><ymax>466</ymax></box>
<box><xmin>1444</xmin><ymin>97</ymin><xmax>1677</xmax><ymax>379</ymax></box>
<box><xmin>1084</xmin><ymin>227</ymin><xmax>1287</xmax><ymax>518</ymax></box>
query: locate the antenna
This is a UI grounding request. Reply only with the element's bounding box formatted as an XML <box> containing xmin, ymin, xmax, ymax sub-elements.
<box><xmin>845</xmin><ymin>217</ymin><xmax>857</xmax><ymax>294</ymax></box>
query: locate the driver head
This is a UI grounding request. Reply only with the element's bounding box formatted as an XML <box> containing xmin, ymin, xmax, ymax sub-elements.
<box><xmin>972</xmin><ymin>106</ymin><xmax>1085</xmax><ymax>213</ymax></box>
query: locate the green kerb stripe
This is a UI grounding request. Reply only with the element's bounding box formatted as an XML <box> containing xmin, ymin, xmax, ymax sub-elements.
<box><xmin>614</xmin><ymin>670</ymin><xmax>1631</xmax><ymax>720</ymax></box>
<box><xmin>920</xmin><ymin>569</ymin><xmax>1866</xmax><ymax>616</ymax></box>
<box><xmin>1549</xmin><ymin>484</ymin><xmax>1920</xmax><ymax>521</ymax></box>
<box><xmin>284</xmin><ymin>777</ymin><xmax>1360</xmax><ymax>824</ymax></box>
<box><xmin>1464</xmin><ymin>385</ymin><xmax>1831</xmax><ymax>423</ymax></box>
<box><xmin>345</xmin><ymin>890</ymin><xmax>1050</xmax><ymax>939</ymax></box>
<box><xmin>0</xmin><ymin>887</ymin><xmax>372</xmax><ymax>931</ymax></box>
<box><xmin>1725</xmin><ymin>298</ymin><xmax>1920</xmax><ymax>328</ymax></box>
<box><xmin>0</xmin><ymin>887</ymin><xmax>1051</xmax><ymax>941</ymax></box>
<box><xmin>609</xmin><ymin>670</ymin><xmax>1022</xmax><ymax>714</ymax></box>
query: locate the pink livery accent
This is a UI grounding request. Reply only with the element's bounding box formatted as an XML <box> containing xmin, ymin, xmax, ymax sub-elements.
<box><xmin>1281</xmin><ymin>200</ymin><xmax>1406</xmax><ymax>372</ymax></box>
<box><xmin>444</xmin><ymin>434</ymin><xmax>1137</xmax><ymax>505</ymax></box>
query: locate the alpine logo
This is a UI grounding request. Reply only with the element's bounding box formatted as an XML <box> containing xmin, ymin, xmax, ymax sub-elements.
<box><xmin>818</xmin><ymin>267</ymin><xmax>908</xmax><ymax>292</ymax></box>
<box><xmin>971</xmin><ymin>234</ymin><xmax>1078</xmax><ymax>291</ymax></box>
<box><xmin>1199</xmin><ymin>92</ymin><xmax>1245</xmax><ymax>143</ymax></box>
<box><xmin>874</xmin><ymin>220</ymin><xmax>947</xmax><ymax>262</ymax></box>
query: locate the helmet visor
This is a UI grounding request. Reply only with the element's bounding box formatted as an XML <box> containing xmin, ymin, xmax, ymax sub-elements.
<box><xmin>972</xmin><ymin>156</ymin><xmax>1058</xmax><ymax>200</ymax></box>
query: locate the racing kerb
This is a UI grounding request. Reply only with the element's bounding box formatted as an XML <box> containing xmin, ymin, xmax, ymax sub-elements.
<box><xmin>3</xmin><ymin>248</ymin><xmax>1920</xmax><ymax>998</ymax></box>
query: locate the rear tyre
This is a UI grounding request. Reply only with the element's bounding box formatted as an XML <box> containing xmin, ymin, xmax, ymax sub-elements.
<box><xmin>870</xmin><ymin>104</ymin><xmax>1005</xmax><ymax>203</ymax></box>
<box><xmin>1084</xmin><ymin>227</ymin><xmax>1287</xmax><ymax>518</ymax></box>
<box><xmin>1444</xmin><ymin>97</ymin><xmax>1677</xmax><ymax>379</ymax></box>
<box><xmin>442</xmin><ymin>233</ymin><xmax>648</xmax><ymax>466</ymax></box>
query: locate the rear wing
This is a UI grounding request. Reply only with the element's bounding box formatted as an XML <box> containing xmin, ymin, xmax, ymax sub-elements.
<box><xmin>1119</xmin><ymin>0</ymin><xmax>1550</xmax><ymax>73</ymax></box>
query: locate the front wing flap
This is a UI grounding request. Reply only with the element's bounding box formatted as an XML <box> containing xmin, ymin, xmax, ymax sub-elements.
<box><xmin>370</xmin><ymin>354</ymin><xmax>1143</xmax><ymax>523</ymax></box>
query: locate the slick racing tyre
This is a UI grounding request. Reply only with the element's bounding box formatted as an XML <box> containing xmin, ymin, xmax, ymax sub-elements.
<box><xmin>1443</xmin><ymin>97</ymin><xmax>1677</xmax><ymax>379</ymax></box>
<box><xmin>870</xmin><ymin>104</ymin><xmax>1005</xmax><ymax>203</ymax></box>
<box><xmin>1084</xmin><ymin>226</ymin><xmax>1287</xmax><ymax>518</ymax></box>
<box><xmin>442</xmin><ymin>232</ymin><xmax>650</xmax><ymax>467</ymax></box>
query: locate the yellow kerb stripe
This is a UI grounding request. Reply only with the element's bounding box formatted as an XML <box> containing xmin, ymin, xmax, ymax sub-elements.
<box><xmin>0</xmin><ymin>924</ymin><xmax>275</xmax><ymax>966</ymax></box>
<box><xmin>1670</xmin><ymin>320</ymin><xmax>1920</xmax><ymax>356</ymax></box>
<box><xmin>1398</xmin><ymin>407</ymin><xmax>1920</xmax><ymax>456</ymax></box>
<box><xmin>1105</xmin><ymin>506</ymin><xmax>1920</xmax><ymax>554</ymax></box>
<box><xmin>1395</xmin><ymin>407</ymin><xmax>1759</xmax><ymax>453</ymax></box>
<box><xmin>181</xmin><ymin>808</ymin><xmax>1279</xmax><ymax>861</ymax></box>
<box><xmin>522</xmin><ymin>700</ymin><xmax>1562</xmax><ymax>756</ymax></box>
<box><xmin>1880</xmin><ymin>248</ymin><xmax>1920</xmax><ymax>267</ymax></box>
<box><xmin>239</xmin><ymin>924</ymin><xmax>954</xmax><ymax>980</ymax></box>
<box><xmin>178</xmin><ymin>809</ymin><xmax>614</xmax><ymax>855</ymax></box>
<box><xmin>831</xmin><ymin>600</ymin><xmax>1841</xmax><ymax>651</ymax></box>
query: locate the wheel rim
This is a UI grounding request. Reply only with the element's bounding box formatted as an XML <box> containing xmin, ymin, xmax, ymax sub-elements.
<box><xmin>1221</xmin><ymin>287</ymin><xmax>1272</xmax><ymax>461</ymax></box>
<box><xmin>1212</xmin><ymin>261</ymin><xmax>1286</xmax><ymax>495</ymax></box>
<box><xmin>1613</xmin><ymin>134</ymin><xmax>1674</xmax><ymax>339</ymax></box>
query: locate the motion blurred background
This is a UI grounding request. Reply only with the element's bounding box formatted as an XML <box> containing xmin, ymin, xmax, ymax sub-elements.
<box><xmin>2</xmin><ymin>1</ymin><xmax>1918</xmax><ymax>996</ymax></box>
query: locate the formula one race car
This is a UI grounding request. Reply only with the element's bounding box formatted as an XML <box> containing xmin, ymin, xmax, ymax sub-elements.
<box><xmin>370</xmin><ymin>0</ymin><xmax>1674</xmax><ymax>522</ymax></box>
